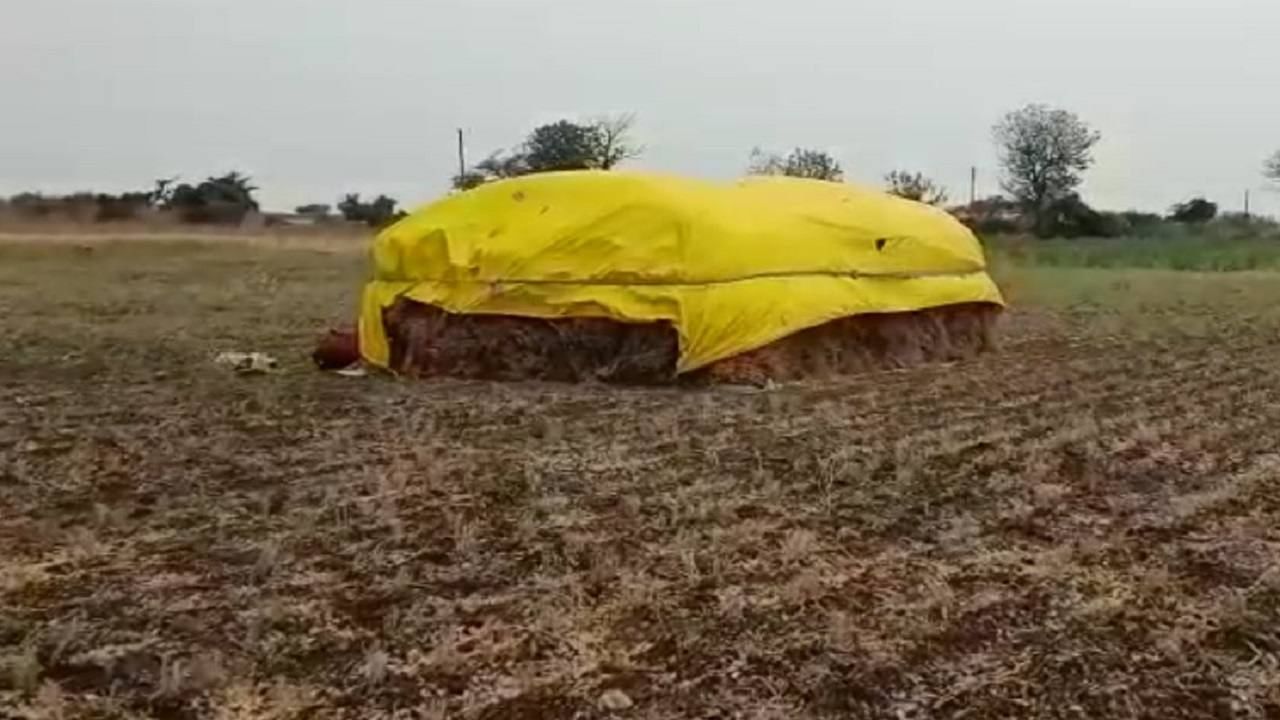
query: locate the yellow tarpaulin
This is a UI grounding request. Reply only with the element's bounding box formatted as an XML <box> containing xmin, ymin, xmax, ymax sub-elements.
<box><xmin>359</xmin><ymin>171</ymin><xmax>1004</xmax><ymax>372</ymax></box>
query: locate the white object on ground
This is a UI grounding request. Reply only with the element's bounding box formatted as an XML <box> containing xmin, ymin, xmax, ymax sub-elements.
<box><xmin>599</xmin><ymin>689</ymin><xmax>634</xmax><ymax>711</ymax></box>
<box><xmin>214</xmin><ymin>351</ymin><xmax>279</xmax><ymax>374</ymax></box>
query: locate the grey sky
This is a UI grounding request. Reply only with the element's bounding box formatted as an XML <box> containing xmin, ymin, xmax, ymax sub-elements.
<box><xmin>4</xmin><ymin>0</ymin><xmax>1278</xmax><ymax>215</ymax></box>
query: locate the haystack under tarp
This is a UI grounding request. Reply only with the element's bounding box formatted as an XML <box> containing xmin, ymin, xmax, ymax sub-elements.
<box><xmin>382</xmin><ymin>298</ymin><xmax>998</xmax><ymax>385</ymax></box>
<box><xmin>359</xmin><ymin>171</ymin><xmax>1004</xmax><ymax>376</ymax></box>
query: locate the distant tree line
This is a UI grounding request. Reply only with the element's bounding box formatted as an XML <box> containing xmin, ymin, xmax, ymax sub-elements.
<box><xmin>0</xmin><ymin>172</ymin><xmax>408</xmax><ymax>229</ymax></box>
<box><xmin>452</xmin><ymin>109</ymin><xmax>1276</xmax><ymax>239</ymax></box>
<box><xmin>6</xmin><ymin>108</ymin><xmax>1278</xmax><ymax>239</ymax></box>
<box><xmin>1</xmin><ymin>172</ymin><xmax>262</xmax><ymax>225</ymax></box>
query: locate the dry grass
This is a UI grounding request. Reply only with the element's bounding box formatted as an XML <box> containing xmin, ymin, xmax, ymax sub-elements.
<box><xmin>4</xmin><ymin>235</ymin><xmax>1280</xmax><ymax>718</ymax></box>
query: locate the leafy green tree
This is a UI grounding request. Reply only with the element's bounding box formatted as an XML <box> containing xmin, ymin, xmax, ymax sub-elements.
<box><xmin>523</xmin><ymin>120</ymin><xmax>602</xmax><ymax>172</ymax></box>
<box><xmin>993</xmin><ymin>104</ymin><xmax>1100</xmax><ymax>237</ymax></box>
<box><xmin>338</xmin><ymin>193</ymin><xmax>405</xmax><ymax>228</ymax></box>
<box><xmin>884</xmin><ymin>171</ymin><xmax>948</xmax><ymax>205</ymax></box>
<box><xmin>747</xmin><ymin>147</ymin><xmax>843</xmax><ymax>181</ymax></box>
<box><xmin>204</xmin><ymin>172</ymin><xmax>258</xmax><ymax>210</ymax></box>
<box><xmin>337</xmin><ymin>194</ymin><xmax>361</xmax><ymax>220</ymax></box>
<box><xmin>162</xmin><ymin>172</ymin><xmax>260</xmax><ymax>224</ymax></box>
<box><xmin>1169</xmin><ymin>197</ymin><xmax>1218</xmax><ymax>224</ymax></box>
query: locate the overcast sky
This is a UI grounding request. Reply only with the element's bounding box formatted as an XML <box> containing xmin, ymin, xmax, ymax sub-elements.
<box><xmin>4</xmin><ymin>0</ymin><xmax>1278</xmax><ymax>215</ymax></box>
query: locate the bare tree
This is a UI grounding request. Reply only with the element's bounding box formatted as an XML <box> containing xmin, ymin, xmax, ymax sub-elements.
<box><xmin>747</xmin><ymin>147</ymin><xmax>786</xmax><ymax>176</ymax></box>
<box><xmin>747</xmin><ymin>147</ymin><xmax>843</xmax><ymax>182</ymax></box>
<box><xmin>474</xmin><ymin>151</ymin><xmax>530</xmax><ymax>180</ymax></box>
<box><xmin>884</xmin><ymin>171</ymin><xmax>948</xmax><ymax>206</ymax></box>
<box><xmin>993</xmin><ymin>104</ymin><xmax>1100</xmax><ymax>236</ymax></box>
<box><xmin>592</xmin><ymin>113</ymin><xmax>644</xmax><ymax>170</ymax></box>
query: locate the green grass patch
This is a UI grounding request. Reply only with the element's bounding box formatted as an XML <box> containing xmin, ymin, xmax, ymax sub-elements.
<box><xmin>987</xmin><ymin>227</ymin><xmax>1280</xmax><ymax>272</ymax></box>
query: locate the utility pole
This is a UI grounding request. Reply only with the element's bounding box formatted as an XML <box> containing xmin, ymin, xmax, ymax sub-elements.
<box><xmin>969</xmin><ymin>166</ymin><xmax>977</xmax><ymax>205</ymax></box>
<box><xmin>457</xmin><ymin>128</ymin><xmax>466</xmax><ymax>180</ymax></box>
<box><xmin>1245</xmin><ymin>189</ymin><xmax>1251</xmax><ymax>219</ymax></box>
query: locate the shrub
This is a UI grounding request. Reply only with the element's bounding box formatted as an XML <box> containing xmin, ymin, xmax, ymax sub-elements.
<box><xmin>1169</xmin><ymin>198</ymin><xmax>1218</xmax><ymax>224</ymax></box>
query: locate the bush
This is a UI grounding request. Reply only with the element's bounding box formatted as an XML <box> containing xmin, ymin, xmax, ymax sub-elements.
<box><xmin>1</xmin><ymin>191</ymin><xmax>151</xmax><ymax>222</ymax></box>
<box><xmin>952</xmin><ymin>196</ymin><xmax>1024</xmax><ymax>236</ymax></box>
<box><xmin>1044</xmin><ymin>194</ymin><xmax>1126</xmax><ymax>238</ymax></box>
<box><xmin>1118</xmin><ymin>211</ymin><xmax>1165</xmax><ymax>236</ymax></box>
<box><xmin>160</xmin><ymin>172</ymin><xmax>260</xmax><ymax>225</ymax></box>
<box><xmin>1169</xmin><ymin>198</ymin><xmax>1218</xmax><ymax>224</ymax></box>
<box><xmin>338</xmin><ymin>194</ymin><xmax>405</xmax><ymax>228</ymax></box>
<box><xmin>747</xmin><ymin>148</ymin><xmax>843</xmax><ymax>181</ymax></box>
<box><xmin>885</xmin><ymin>171</ymin><xmax>948</xmax><ymax>205</ymax></box>
<box><xmin>95</xmin><ymin>192</ymin><xmax>152</xmax><ymax>222</ymax></box>
<box><xmin>296</xmin><ymin>204</ymin><xmax>332</xmax><ymax>219</ymax></box>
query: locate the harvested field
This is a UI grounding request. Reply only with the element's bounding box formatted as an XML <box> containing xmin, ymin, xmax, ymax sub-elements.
<box><xmin>4</xmin><ymin>236</ymin><xmax>1280</xmax><ymax>719</ymax></box>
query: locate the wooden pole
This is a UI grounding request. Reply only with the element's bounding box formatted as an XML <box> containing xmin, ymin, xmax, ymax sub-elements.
<box><xmin>457</xmin><ymin>128</ymin><xmax>466</xmax><ymax>179</ymax></box>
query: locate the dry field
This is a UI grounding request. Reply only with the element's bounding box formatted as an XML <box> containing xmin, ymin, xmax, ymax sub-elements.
<box><xmin>3</xmin><ymin>235</ymin><xmax>1280</xmax><ymax>719</ymax></box>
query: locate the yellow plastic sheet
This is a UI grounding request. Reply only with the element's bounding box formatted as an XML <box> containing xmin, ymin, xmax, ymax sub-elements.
<box><xmin>360</xmin><ymin>171</ymin><xmax>1004</xmax><ymax>372</ymax></box>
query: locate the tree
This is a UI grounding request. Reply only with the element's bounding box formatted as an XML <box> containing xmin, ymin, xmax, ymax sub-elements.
<box><xmin>7</xmin><ymin>192</ymin><xmax>54</xmax><ymax>218</ymax></box>
<box><xmin>95</xmin><ymin>192</ymin><xmax>152</xmax><ymax>221</ymax></box>
<box><xmin>450</xmin><ymin>151</ymin><xmax>527</xmax><ymax>191</ymax></box>
<box><xmin>451</xmin><ymin>170</ymin><xmax>489</xmax><ymax>192</ymax></box>
<box><xmin>368</xmin><ymin>195</ymin><xmax>401</xmax><ymax>226</ymax></box>
<box><xmin>884</xmin><ymin>171</ymin><xmax>948</xmax><ymax>205</ymax></box>
<box><xmin>452</xmin><ymin>115</ymin><xmax>643</xmax><ymax>189</ymax></box>
<box><xmin>1169</xmin><ymin>197</ymin><xmax>1218</xmax><ymax>224</ymax></box>
<box><xmin>475</xmin><ymin>151</ymin><xmax>529</xmax><ymax>179</ymax></box>
<box><xmin>747</xmin><ymin>147</ymin><xmax>843</xmax><ymax>182</ymax></box>
<box><xmin>162</xmin><ymin>171</ymin><xmax>260</xmax><ymax>224</ymax></box>
<box><xmin>149</xmin><ymin>177</ymin><xmax>179</xmax><ymax>206</ymax></box>
<box><xmin>205</xmin><ymin>172</ymin><xmax>259</xmax><ymax>209</ymax></box>
<box><xmin>523</xmin><ymin>120</ymin><xmax>602</xmax><ymax>173</ymax></box>
<box><xmin>591</xmin><ymin>113</ymin><xmax>643</xmax><ymax>170</ymax></box>
<box><xmin>1266</xmin><ymin>150</ymin><xmax>1280</xmax><ymax>184</ymax></box>
<box><xmin>338</xmin><ymin>193</ymin><xmax>405</xmax><ymax>228</ymax></box>
<box><xmin>993</xmin><ymin>104</ymin><xmax>1100</xmax><ymax>237</ymax></box>
<box><xmin>1044</xmin><ymin>193</ymin><xmax>1125</xmax><ymax>238</ymax></box>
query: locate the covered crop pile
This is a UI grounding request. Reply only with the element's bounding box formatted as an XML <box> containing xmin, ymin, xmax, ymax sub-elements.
<box><xmin>383</xmin><ymin>298</ymin><xmax>998</xmax><ymax>384</ymax></box>
<box><xmin>361</xmin><ymin>171</ymin><xmax>1004</xmax><ymax>383</ymax></box>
